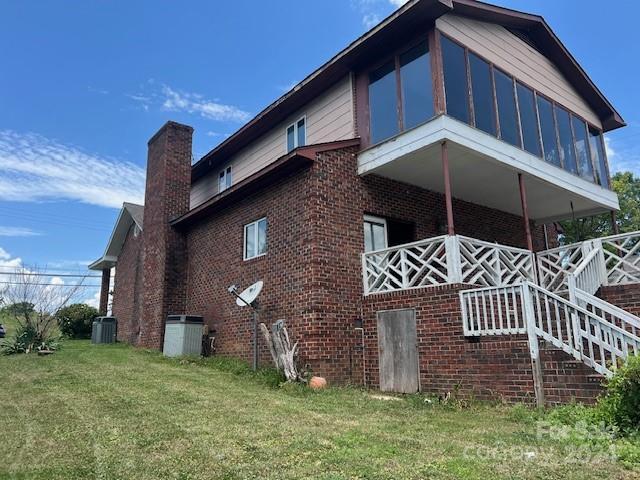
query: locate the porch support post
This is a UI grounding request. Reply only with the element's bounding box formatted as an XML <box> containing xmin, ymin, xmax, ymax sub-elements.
<box><xmin>518</xmin><ymin>173</ymin><xmax>534</xmax><ymax>252</ymax></box>
<box><xmin>610</xmin><ymin>210</ymin><xmax>620</xmax><ymax>235</ymax></box>
<box><xmin>99</xmin><ymin>268</ymin><xmax>110</xmax><ymax>316</ymax></box>
<box><xmin>441</xmin><ymin>140</ymin><xmax>455</xmax><ymax>236</ymax></box>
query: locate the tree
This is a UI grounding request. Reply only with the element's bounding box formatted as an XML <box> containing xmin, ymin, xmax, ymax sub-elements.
<box><xmin>559</xmin><ymin>171</ymin><xmax>640</xmax><ymax>244</ymax></box>
<box><xmin>0</xmin><ymin>268</ymin><xmax>87</xmax><ymax>353</ymax></box>
<box><xmin>56</xmin><ymin>303</ymin><xmax>99</xmax><ymax>339</ymax></box>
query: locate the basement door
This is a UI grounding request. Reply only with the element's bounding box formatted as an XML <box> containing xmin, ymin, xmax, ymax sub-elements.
<box><xmin>377</xmin><ymin>309</ymin><xmax>419</xmax><ymax>393</ymax></box>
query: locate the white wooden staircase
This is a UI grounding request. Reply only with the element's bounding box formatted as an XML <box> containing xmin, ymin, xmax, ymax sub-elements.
<box><xmin>460</xmin><ymin>231</ymin><xmax>640</xmax><ymax>404</ymax></box>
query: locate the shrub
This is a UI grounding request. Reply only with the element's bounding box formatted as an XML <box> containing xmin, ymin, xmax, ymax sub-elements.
<box><xmin>1</xmin><ymin>323</ymin><xmax>60</xmax><ymax>355</ymax></box>
<box><xmin>56</xmin><ymin>304</ymin><xmax>98</xmax><ymax>339</ymax></box>
<box><xmin>597</xmin><ymin>355</ymin><xmax>640</xmax><ymax>434</ymax></box>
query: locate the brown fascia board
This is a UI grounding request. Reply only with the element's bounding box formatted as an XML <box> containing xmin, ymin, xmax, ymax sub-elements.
<box><xmin>451</xmin><ymin>0</ymin><xmax>625</xmax><ymax>131</ymax></box>
<box><xmin>173</xmin><ymin>138</ymin><xmax>361</xmax><ymax>229</ymax></box>
<box><xmin>191</xmin><ymin>0</ymin><xmax>453</xmax><ymax>182</ymax></box>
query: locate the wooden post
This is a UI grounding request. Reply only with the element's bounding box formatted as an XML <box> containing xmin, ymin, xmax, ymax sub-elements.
<box><xmin>99</xmin><ymin>268</ymin><xmax>110</xmax><ymax>316</ymax></box>
<box><xmin>610</xmin><ymin>210</ymin><xmax>620</xmax><ymax>235</ymax></box>
<box><xmin>522</xmin><ymin>283</ymin><xmax>545</xmax><ymax>408</ymax></box>
<box><xmin>442</xmin><ymin>141</ymin><xmax>455</xmax><ymax>236</ymax></box>
<box><xmin>518</xmin><ymin>173</ymin><xmax>534</xmax><ymax>251</ymax></box>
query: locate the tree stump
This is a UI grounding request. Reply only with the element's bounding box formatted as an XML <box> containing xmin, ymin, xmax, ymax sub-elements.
<box><xmin>259</xmin><ymin>320</ymin><xmax>301</xmax><ymax>382</ymax></box>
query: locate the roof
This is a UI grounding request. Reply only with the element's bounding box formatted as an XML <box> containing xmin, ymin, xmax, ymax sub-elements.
<box><xmin>89</xmin><ymin>203</ymin><xmax>144</xmax><ymax>270</ymax></box>
<box><xmin>191</xmin><ymin>0</ymin><xmax>624</xmax><ymax>182</ymax></box>
<box><xmin>174</xmin><ymin>139</ymin><xmax>360</xmax><ymax>229</ymax></box>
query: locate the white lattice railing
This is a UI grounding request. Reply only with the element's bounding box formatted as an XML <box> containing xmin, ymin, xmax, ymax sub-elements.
<box><xmin>362</xmin><ymin>235</ymin><xmax>535</xmax><ymax>295</ymax></box>
<box><xmin>537</xmin><ymin>230</ymin><xmax>640</xmax><ymax>293</ymax></box>
<box><xmin>461</xmin><ymin>281</ymin><xmax>640</xmax><ymax>378</ymax></box>
<box><xmin>458</xmin><ymin>235</ymin><xmax>536</xmax><ymax>287</ymax></box>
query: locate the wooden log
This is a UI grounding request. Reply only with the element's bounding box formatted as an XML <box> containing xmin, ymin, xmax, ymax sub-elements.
<box><xmin>259</xmin><ymin>320</ymin><xmax>301</xmax><ymax>382</ymax></box>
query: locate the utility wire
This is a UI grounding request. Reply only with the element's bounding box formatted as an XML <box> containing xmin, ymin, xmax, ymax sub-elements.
<box><xmin>0</xmin><ymin>281</ymin><xmax>101</xmax><ymax>287</ymax></box>
<box><xmin>0</xmin><ymin>272</ymin><xmax>101</xmax><ymax>278</ymax></box>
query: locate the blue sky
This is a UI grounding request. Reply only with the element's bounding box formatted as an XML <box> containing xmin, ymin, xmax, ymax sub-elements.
<box><xmin>0</xmin><ymin>0</ymin><xmax>638</xmax><ymax>306</ymax></box>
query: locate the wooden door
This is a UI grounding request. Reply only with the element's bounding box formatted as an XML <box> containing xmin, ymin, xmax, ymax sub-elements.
<box><xmin>377</xmin><ymin>309</ymin><xmax>419</xmax><ymax>393</ymax></box>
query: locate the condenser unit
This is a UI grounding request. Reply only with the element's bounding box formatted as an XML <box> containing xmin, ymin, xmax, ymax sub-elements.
<box><xmin>163</xmin><ymin>315</ymin><xmax>203</xmax><ymax>357</ymax></box>
<box><xmin>91</xmin><ymin>317</ymin><xmax>117</xmax><ymax>344</ymax></box>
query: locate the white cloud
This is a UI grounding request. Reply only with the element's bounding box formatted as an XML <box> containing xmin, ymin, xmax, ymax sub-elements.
<box><xmin>0</xmin><ymin>130</ymin><xmax>145</xmax><ymax>208</ymax></box>
<box><xmin>0</xmin><ymin>226</ymin><xmax>41</xmax><ymax>237</ymax></box>
<box><xmin>0</xmin><ymin>246</ymin><xmax>22</xmax><ymax>269</ymax></box>
<box><xmin>84</xmin><ymin>289</ymin><xmax>100</xmax><ymax>309</ymax></box>
<box><xmin>363</xmin><ymin>13</ymin><xmax>381</xmax><ymax>28</ymax></box>
<box><xmin>160</xmin><ymin>85</ymin><xmax>251</xmax><ymax>123</ymax></box>
<box><xmin>604</xmin><ymin>136</ymin><xmax>615</xmax><ymax>160</ymax></box>
<box><xmin>389</xmin><ymin>0</ymin><xmax>409</xmax><ymax>6</ymax></box>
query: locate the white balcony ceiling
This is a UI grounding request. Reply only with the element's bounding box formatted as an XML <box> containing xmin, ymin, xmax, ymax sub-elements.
<box><xmin>358</xmin><ymin>116</ymin><xmax>619</xmax><ymax>223</ymax></box>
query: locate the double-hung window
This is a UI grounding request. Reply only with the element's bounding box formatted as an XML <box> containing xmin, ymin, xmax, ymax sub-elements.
<box><xmin>286</xmin><ymin>117</ymin><xmax>306</xmax><ymax>152</ymax></box>
<box><xmin>244</xmin><ymin>218</ymin><xmax>267</xmax><ymax>260</ymax></box>
<box><xmin>219</xmin><ymin>166</ymin><xmax>232</xmax><ymax>192</ymax></box>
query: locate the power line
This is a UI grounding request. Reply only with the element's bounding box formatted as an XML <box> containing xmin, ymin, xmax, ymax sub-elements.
<box><xmin>0</xmin><ymin>281</ymin><xmax>101</xmax><ymax>287</ymax></box>
<box><xmin>0</xmin><ymin>272</ymin><xmax>101</xmax><ymax>278</ymax></box>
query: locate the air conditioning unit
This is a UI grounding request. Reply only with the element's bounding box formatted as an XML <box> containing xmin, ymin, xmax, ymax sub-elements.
<box><xmin>163</xmin><ymin>315</ymin><xmax>203</xmax><ymax>357</ymax></box>
<box><xmin>91</xmin><ymin>317</ymin><xmax>117</xmax><ymax>344</ymax></box>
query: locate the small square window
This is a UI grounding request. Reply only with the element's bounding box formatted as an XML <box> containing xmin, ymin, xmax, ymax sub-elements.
<box><xmin>244</xmin><ymin>217</ymin><xmax>267</xmax><ymax>260</ymax></box>
<box><xmin>286</xmin><ymin>116</ymin><xmax>306</xmax><ymax>153</ymax></box>
<box><xmin>218</xmin><ymin>166</ymin><xmax>232</xmax><ymax>192</ymax></box>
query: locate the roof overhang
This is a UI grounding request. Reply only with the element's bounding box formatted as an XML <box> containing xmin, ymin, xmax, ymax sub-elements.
<box><xmin>89</xmin><ymin>203</ymin><xmax>144</xmax><ymax>271</ymax></box>
<box><xmin>358</xmin><ymin>115</ymin><xmax>619</xmax><ymax>223</ymax></box>
<box><xmin>191</xmin><ymin>0</ymin><xmax>624</xmax><ymax>182</ymax></box>
<box><xmin>173</xmin><ymin>139</ymin><xmax>360</xmax><ymax>230</ymax></box>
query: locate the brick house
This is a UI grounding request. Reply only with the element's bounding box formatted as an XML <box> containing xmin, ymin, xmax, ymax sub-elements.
<box><xmin>90</xmin><ymin>0</ymin><xmax>640</xmax><ymax>405</ymax></box>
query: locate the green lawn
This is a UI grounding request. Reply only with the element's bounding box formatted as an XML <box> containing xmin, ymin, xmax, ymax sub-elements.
<box><xmin>1</xmin><ymin>341</ymin><xmax>637</xmax><ymax>480</ymax></box>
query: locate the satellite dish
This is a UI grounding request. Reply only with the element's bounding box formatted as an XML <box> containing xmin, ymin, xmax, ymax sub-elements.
<box><xmin>236</xmin><ymin>280</ymin><xmax>263</xmax><ymax>307</ymax></box>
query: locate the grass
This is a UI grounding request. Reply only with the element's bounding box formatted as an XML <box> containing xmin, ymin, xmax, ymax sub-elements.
<box><xmin>1</xmin><ymin>341</ymin><xmax>638</xmax><ymax>480</ymax></box>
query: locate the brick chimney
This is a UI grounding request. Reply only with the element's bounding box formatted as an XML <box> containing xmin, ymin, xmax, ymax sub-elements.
<box><xmin>139</xmin><ymin>121</ymin><xmax>193</xmax><ymax>349</ymax></box>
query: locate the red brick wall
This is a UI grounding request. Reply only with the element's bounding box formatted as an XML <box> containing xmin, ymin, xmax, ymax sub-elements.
<box><xmin>112</xmin><ymin>225</ymin><xmax>143</xmax><ymax>344</ymax></box>
<box><xmin>362</xmin><ymin>285</ymin><xmax>602</xmax><ymax>404</ymax></box>
<box><xmin>139</xmin><ymin>122</ymin><xmax>192</xmax><ymax>349</ymax></box>
<box><xmin>599</xmin><ymin>284</ymin><xmax>640</xmax><ymax>317</ymax></box>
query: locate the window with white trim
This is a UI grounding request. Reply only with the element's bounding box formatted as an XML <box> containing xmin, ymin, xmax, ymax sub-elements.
<box><xmin>286</xmin><ymin>116</ymin><xmax>306</xmax><ymax>153</ymax></box>
<box><xmin>244</xmin><ymin>217</ymin><xmax>267</xmax><ymax>260</ymax></box>
<box><xmin>219</xmin><ymin>166</ymin><xmax>232</xmax><ymax>192</ymax></box>
<box><xmin>363</xmin><ymin>215</ymin><xmax>387</xmax><ymax>253</ymax></box>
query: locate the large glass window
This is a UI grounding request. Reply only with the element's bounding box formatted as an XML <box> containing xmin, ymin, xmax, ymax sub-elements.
<box><xmin>555</xmin><ymin>106</ymin><xmax>578</xmax><ymax>174</ymax></box>
<box><xmin>468</xmin><ymin>53</ymin><xmax>496</xmax><ymax>136</ymax></box>
<box><xmin>537</xmin><ymin>96</ymin><xmax>560</xmax><ymax>167</ymax></box>
<box><xmin>589</xmin><ymin>128</ymin><xmax>609</xmax><ymax>188</ymax></box>
<box><xmin>218</xmin><ymin>166</ymin><xmax>232</xmax><ymax>192</ymax></box>
<box><xmin>400</xmin><ymin>43</ymin><xmax>433</xmax><ymax>130</ymax></box>
<box><xmin>494</xmin><ymin>69</ymin><xmax>520</xmax><ymax>147</ymax></box>
<box><xmin>572</xmin><ymin>115</ymin><xmax>593</xmax><ymax>182</ymax></box>
<box><xmin>369</xmin><ymin>61</ymin><xmax>398</xmax><ymax>144</ymax></box>
<box><xmin>244</xmin><ymin>218</ymin><xmax>267</xmax><ymax>260</ymax></box>
<box><xmin>441</xmin><ymin>36</ymin><xmax>469</xmax><ymax>124</ymax></box>
<box><xmin>516</xmin><ymin>83</ymin><xmax>541</xmax><ymax>156</ymax></box>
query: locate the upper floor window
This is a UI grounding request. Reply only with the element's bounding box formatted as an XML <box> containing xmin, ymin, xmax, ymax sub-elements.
<box><xmin>516</xmin><ymin>83</ymin><xmax>541</xmax><ymax>157</ymax></box>
<box><xmin>494</xmin><ymin>69</ymin><xmax>520</xmax><ymax>148</ymax></box>
<box><xmin>589</xmin><ymin>127</ymin><xmax>609</xmax><ymax>188</ymax></box>
<box><xmin>572</xmin><ymin>115</ymin><xmax>594</xmax><ymax>182</ymax></box>
<box><xmin>286</xmin><ymin>117</ymin><xmax>306</xmax><ymax>153</ymax></box>
<box><xmin>368</xmin><ymin>41</ymin><xmax>433</xmax><ymax>145</ymax></box>
<box><xmin>537</xmin><ymin>96</ymin><xmax>561</xmax><ymax>168</ymax></box>
<box><xmin>244</xmin><ymin>217</ymin><xmax>267</xmax><ymax>260</ymax></box>
<box><xmin>219</xmin><ymin>166</ymin><xmax>232</xmax><ymax>192</ymax></box>
<box><xmin>555</xmin><ymin>106</ymin><xmax>578</xmax><ymax>175</ymax></box>
<box><xmin>468</xmin><ymin>52</ymin><xmax>496</xmax><ymax>136</ymax></box>
<box><xmin>441</xmin><ymin>36</ymin><xmax>469</xmax><ymax>124</ymax></box>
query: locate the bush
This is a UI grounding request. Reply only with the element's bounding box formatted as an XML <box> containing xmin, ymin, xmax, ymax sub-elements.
<box><xmin>56</xmin><ymin>304</ymin><xmax>98</xmax><ymax>339</ymax></box>
<box><xmin>597</xmin><ymin>355</ymin><xmax>640</xmax><ymax>434</ymax></box>
<box><xmin>1</xmin><ymin>323</ymin><xmax>60</xmax><ymax>355</ymax></box>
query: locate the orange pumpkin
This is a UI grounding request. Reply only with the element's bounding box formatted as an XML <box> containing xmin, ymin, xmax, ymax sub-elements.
<box><xmin>309</xmin><ymin>376</ymin><xmax>327</xmax><ymax>390</ymax></box>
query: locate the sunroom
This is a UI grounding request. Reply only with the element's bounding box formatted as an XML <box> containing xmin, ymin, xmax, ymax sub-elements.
<box><xmin>355</xmin><ymin>28</ymin><xmax>621</xmax><ymax>295</ymax></box>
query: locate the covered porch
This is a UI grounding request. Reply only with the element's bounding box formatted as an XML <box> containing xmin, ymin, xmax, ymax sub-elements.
<box><xmin>358</xmin><ymin>114</ymin><xmax>621</xmax><ymax>296</ymax></box>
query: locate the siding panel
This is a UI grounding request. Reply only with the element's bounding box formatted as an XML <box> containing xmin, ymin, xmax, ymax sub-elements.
<box><xmin>190</xmin><ymin>75</ymin><xmax>355</xmax><ymax>208</ymax></box>
<box><xmin>436</xmin><ymin>14</ymin><xmax>601</xmax><ymax>128</ymax></box>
